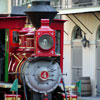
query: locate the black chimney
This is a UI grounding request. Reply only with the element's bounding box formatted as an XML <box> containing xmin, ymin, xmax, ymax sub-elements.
<box><xmin>25</xmin><ymin>0</ymin><xmax>58</xmax><ymax>28</ymax></box>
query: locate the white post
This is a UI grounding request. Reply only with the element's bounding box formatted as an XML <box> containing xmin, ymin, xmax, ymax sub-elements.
<box><xmin>82</xmin><ymin>43</ymin><xmax>96</xmax><ymax>96</ymax></box>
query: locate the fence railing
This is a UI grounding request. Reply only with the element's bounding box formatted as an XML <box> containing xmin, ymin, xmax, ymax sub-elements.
<box><xmin>11</xmin><ymin>0</ymin><xmax>100</xmax><ymax>10</ymax></box>
<box><xmin>11</xmin><ymin>0</ymin><xmax>34</xmax><ymax>6</ymax></box>
<box><xmin>11</xmin><ymin>0</ymin><xmax>61</xmax><ymax>8</ymax></box>
<box><xmin>61</xmin><ymin>0</ymin><xmax>100</xmax><ymax>9</ymax></box>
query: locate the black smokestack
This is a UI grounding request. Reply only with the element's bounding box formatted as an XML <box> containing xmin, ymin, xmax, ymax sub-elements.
<box><xmin>25</xmin><ymin>0</ymin><xmax>58</xmax><ymax>28</ymax></box>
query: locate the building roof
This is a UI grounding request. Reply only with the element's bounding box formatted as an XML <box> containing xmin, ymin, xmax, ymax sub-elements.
<box><xmin>58</xmin><ymin>6</ymin><xmax>100</xmax><ymax>15</ymax></box>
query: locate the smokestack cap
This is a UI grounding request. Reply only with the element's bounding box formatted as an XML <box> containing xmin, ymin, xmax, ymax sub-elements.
<box><xmin>24</xmin><ymin>1</ymin><xmax>58</xmax><ymax>28</ymax></box>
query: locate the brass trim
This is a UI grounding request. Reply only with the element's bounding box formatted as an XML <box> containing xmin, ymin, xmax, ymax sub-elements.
<box><xmin>15</xmin><ymin>59</ymin><xmax>23</xmax><ymax>73</ymax></box>
<box><xmin>26</xmin><ymin>47</ymin><xmax>34</xmax><ymax>48</ymax></box>
<box><xmin>27</xmin><ymin>38</ymin><xmax>34</xmax><ymax>40</ymax></box>
<box><xmin>19</xmin><ymin>39</ymin><xmax>21</xmax><ymax>45</ymax></box>
<box><xmin>19</xmin><ymin>35</ymin><xmax>24</xmax><ymax>36</ymax></box>
<box><xmin>11</xmin><ymin>53</ymin><xmax>20</xmax><ymax>62</ymax></box>
<box><xmin>19</xmin><ymin>47</ymin><xmax>26</xmax><ymax>48</ymax></box>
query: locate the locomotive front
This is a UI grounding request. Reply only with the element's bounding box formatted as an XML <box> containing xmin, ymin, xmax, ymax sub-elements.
<box><xmin>8</xmin><ymin>0</ymin><xmax>64</xmax><ymax>100</ymax></box>
<box><xmin>17</xmin><ymin>19</ymin><xmax>61</xmax><ymax>94</ymax></box>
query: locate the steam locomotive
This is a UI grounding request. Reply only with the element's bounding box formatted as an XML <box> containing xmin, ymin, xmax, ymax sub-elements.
<box><xmin>0</xmin><ymin>0</ymin><xmax>65</xmax><ymax>100</ymax></box>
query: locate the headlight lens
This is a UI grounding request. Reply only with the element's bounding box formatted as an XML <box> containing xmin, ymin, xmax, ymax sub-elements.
<box><xmin>38</xmin><ymin>34</ymin><xmax>54</xmax><ymax>50</ymax></box>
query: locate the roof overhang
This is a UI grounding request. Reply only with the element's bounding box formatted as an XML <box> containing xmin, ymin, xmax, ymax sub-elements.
<box><xmin>58</xmin><ymin>6</ymin><xmax>100</xmax><ymax>15</ymax></box>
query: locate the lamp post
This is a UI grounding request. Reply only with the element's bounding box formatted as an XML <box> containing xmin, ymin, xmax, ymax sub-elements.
<box><xmin>82</xmin><ymin>34</ymin><xmax>89</xmax><ymax>48</ymax></box>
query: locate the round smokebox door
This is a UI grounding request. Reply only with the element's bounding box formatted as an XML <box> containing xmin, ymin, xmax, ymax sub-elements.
<box><xmin>21</xmin><ymin>59</ymin><xmax>61</xmax><ymax>93</ymax></box>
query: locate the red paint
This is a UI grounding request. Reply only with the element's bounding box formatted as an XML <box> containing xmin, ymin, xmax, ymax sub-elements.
<box><xmin>5</xmin><ymin>94</ymin><xmax>22</xmax><ymax>98</ymax></box>
<box><xmin>35</xmin><ymin>19</ymin><xmax>56</xmax><ymax>56</ymax></box>
<box><xmin>62</xmin><ymin>94</ymin><xmax>78</xmax><ymax>98</ymax></box>
<box><xmin>8</xmin><ymin>18</ymin><xmax>66</xmax><ymax>86</ymax></box>
<box><xmin>9</xmin><ymin>29</ymin><xmax>19</xmax><ymax>47</ymax></box>
<box><xmin>43</xmin><ymin>98</ymin><xmax>48</xmax><ymax>100</ymax></box>
<box><xmin>5</xmin><ymin>17</ymin><xmax>26</xmax><ymax>63</ymax></box>
<box><xmin>43</xmin><ymin>94</ymin><xmax>48</xmax><ymax>100</ymax></box>
<box><xmin>17</xmin><ymin>27</ymin><xmax>30</xmax><ymax>52</ymax></box>
<box><xmin>60</xmin><ymin>30</ymin><xmax>64</xmax><ymax>73</ymax></box>
<box><xmin>0</xmin><ymin>16</ymin><xmax>26</xmax><ymax>29</ymax></box>
<box><xmin>50</xmin><ymin>19</ymin><xmax>66</xmax><ymax>73</ymax></box>
<box><xmin>25</xmin><ymin>30</ymin><xmax>34</xmax><ymax>52</ymax></box>
<box><xmin>40</xmin><ymin>71</ymin><xmax>49</xmax><ymax>80</ymax></box>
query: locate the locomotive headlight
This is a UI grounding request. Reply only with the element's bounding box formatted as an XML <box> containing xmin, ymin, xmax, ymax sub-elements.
<box><xmin>38</xmin><ymin>34</ymin><xmax>54</xmax><ymax>50</ymax></box>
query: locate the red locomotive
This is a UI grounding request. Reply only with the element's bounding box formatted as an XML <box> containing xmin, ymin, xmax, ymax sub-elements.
<box><xmin>0</xmin><ymin>0</ymin><xmax>66</xmax><ymax>100</ymax></box>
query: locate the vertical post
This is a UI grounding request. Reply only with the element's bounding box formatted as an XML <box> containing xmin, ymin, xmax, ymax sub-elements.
<box><xmin>5</xmin><ymin>29</ymin><xmax>9</xmax><ymax>82</ymax></box>
<box><xmin>60</xmin><ymin>30</ymin><xmax>64</xmax><ymax>73</ymax></box>
<box><xmin>67</xmin><ymin>0</ymin><xmax>68</xmax><ymax>8</ymax></box>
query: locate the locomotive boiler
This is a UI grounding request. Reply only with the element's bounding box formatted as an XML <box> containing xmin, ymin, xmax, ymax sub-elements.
<box><xmin>0</xmin><ymin>0</ymin><xmax>66</xmax><ymax>100</ymax></box>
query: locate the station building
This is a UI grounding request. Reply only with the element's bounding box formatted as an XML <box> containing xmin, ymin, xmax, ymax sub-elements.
<box><xmin>59</xmin><ymin>0</ymin><xmax>100</xmax><ymax>96</ymax></box>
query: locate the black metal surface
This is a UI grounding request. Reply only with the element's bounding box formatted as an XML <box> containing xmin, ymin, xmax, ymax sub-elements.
<box><xmin>32</xmin><ymin>1</ymin><xmax>50</xmax><ymax>5</ymax></box>
<box><xmin>22</xmin><ymin>75</ymin><xmax>28</xmax><ymax>100</ymax></box>
<box><xmin>61</xmin><ymin>75</ymin><xmax>67</xmax><ymax>100</ymax></box>
<box><xmin>30</xmin><ymin>92</ymin><xmax>52</xmax><ymax>100</ymax></box>
<box><xmin>25</xmin><ymin>1</ymin><xmax>58</xmax><ymax>28</ymax></box>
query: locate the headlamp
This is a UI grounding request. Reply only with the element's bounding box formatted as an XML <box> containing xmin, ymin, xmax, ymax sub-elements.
<box><xmin>38</xmin><ymin>34</ymin><xmax>54</xmax><ymax>50</ymax></box>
